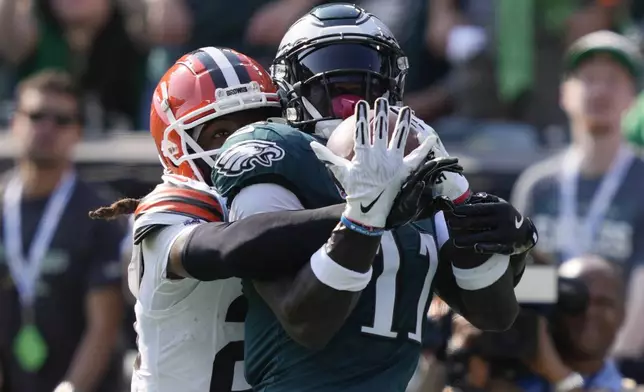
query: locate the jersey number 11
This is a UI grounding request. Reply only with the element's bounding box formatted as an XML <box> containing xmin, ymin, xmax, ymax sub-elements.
<box><xmin>361</xmin><ymin>232</ymin><xmax>438</xmax><ymax>343</ymax></box>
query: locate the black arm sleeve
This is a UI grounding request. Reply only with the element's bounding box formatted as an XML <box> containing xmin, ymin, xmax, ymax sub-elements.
<box><xmin>181</xmin><ymin>204</ymin><xmax>344</xmax><ymax>281</ymax></box>
<box><xmin>435</xmin><ymin>252</ymin><xmax>526</xmax><ymax>332</ymax></box>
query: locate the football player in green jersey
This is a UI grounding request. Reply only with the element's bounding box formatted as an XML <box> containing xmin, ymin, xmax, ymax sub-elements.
<box><xmin>212</xmin><ymin>100</ymin><xmax>536</xmax><ymax>392</ymax></box>
<box><xmin>214</xmin><ymin>4</ymin><xmax>537</xmax><ymax>391</ymax></box>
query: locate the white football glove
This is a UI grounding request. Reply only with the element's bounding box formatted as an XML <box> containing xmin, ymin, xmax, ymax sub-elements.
<box><xmin>310</xmin><ymin>98</ymin><xmax>437</xmax><ymax>228</ymax></box>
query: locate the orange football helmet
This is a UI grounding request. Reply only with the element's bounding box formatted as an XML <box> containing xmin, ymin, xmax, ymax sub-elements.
<box><xmin>150</xmin><ymin>47</ymin><xmax>281</xmax><ymax>182</ymax></box>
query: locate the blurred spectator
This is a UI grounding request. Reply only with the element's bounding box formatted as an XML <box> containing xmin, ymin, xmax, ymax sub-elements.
<box><xmin>244</xmin><ymin>0</ymin><xmax>325</xmax><ymax>57</ymax></box>
<box><xmin>0</xmin><ymin>70</ymin><xmax>125</xmax><ymax>392</ymax></box>
<box><xmin>370</xmin><ymin>0</ymin><xmax>451</xmax><ymax>122</ymax></box>
<box><xmin>136</xmin><ymin>0</ymin><xmax>330</xmax><ymax>130</ymax></box>
<box><xmin>517</xmin><ymin>255</ymin><xmax>626</xmax><ymax>391</ymax></box>
<box><xmin>174</xmin><ymin>0</ymin><xmax>442</xmax><ymax>77</ymax></box>
<box><xmin>511</xmin><ymin>30</ymin><xmax>644</xmax><ymax>267</ymax></box>
<box><xmin>360</xmin><ymin>0</ymin><xmax>451</xmax><ymax>88</ymax></box>
<box><xmin>175</xmin><ymin>0</ymin><xmax>327</xmax><ymax>68</ymax></box>
<box><xmin>436</xmin><ymin>255</ymin><xmax>626</xmax><ymax>392</ymax></box>
<box><xmin>0</xmin><ymin>0</ymin><xmax>187</xmax><ymax>132</ymax></box>
<box><xmin>510</xmin><ymin>31</ymin><xmax>644</xmax><ymax>375</ymax></box>
<box><xmin>427</xmin><ymin>0</ymin><xmax>629</xmax><ymax>135</ymax></box>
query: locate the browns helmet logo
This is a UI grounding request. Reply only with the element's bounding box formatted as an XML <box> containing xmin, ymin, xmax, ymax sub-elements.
<box><xmin>215</xmin><ymin>140</ymin><xmax>285</xmax><ymax>177</ymax></box>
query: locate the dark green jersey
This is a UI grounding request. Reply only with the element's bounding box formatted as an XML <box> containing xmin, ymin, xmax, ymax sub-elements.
<box><xmin>213</xmin><ymin>120</ymin><xmax>342</xmax><ymax>208</ymax></box>
<box><xmin>243</xmin><ymin>224</ymin><xmax>439</xmax><ymax>392</ymax></box>
<box><xmin>212</xmin><ymin>121</ymin><xmax>441</xmax><ymax>392</ymax></box>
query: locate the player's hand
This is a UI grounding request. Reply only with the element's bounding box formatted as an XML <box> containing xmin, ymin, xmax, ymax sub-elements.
<box><xmin>385</xmin><ymin>156</ymin><xmax>463</xmax><ymax>228</ymax></box>
<box><xmin>438</xmin><ymin>193</ymin><xmax>538</xmax><ymax>255</ymax></box>
<box><xmin>310</xmin><ymin>98</ymin><xmax>435</xmax><ymax>229</ymax></box>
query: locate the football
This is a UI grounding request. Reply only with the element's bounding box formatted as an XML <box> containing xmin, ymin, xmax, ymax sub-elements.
<box><xmin>326</xmin><ymin>110</ymin><xmax>422</xmax><ymax>160</ymax></box>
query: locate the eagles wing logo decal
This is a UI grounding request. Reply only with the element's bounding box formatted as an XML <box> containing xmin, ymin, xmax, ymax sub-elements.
<box><xmin>215</xmin><ymin>140</ymin><xmax>285</xmax><ymax>177</ymax></box>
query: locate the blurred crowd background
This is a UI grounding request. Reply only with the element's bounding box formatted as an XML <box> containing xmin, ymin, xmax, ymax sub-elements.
<box><xmin>2</xmin><ymin>0</ymin><xmax>644</xmax><ymax>391</ymax></box>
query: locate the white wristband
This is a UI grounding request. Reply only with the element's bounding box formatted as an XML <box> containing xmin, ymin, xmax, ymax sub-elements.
<box><xmin>310</xmin><ymin>245</ymin><xmax>372</xmax><ymax>292</ymax></box>
<box><xmin>452</xmin><ymin>253</ymin><xmax>510</xmax><ymax>290</ymax></box>
<box><xmin>554</xmin><ymin>372</ymin><xmax>584</xmax><ymax>392</ymax></box>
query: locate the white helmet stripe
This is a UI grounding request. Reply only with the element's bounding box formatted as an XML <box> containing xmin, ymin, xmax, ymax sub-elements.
<box><xmin>202</xmin><ymin>47</ymin><xmax>241</xmax><ymax>87</ymax></box>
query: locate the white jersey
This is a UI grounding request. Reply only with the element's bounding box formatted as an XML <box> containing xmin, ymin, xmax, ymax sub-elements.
<box><xmin>128</xmin><ymin>175</ymin><xmax>250</xmax><ymax>392</ymax></box>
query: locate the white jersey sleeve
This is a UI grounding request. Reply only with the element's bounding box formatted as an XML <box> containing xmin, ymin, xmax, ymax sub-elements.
<box><xmin>130</xmin><ymin>176</ymin><xmax>249</xmax><ymax>392</ymax></box>
<box><xmin>230</xmin><ymin>182</ymin><xmax>304</xmax><ymax>221</ymax></box>
<box><xmin>134</xmin><ymin>222</ymin><xmax>200</xmax><ymax>312</ymax></box>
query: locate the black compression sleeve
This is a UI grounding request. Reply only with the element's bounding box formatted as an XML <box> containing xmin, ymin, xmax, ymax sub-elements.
<box><xmin>510</xmin><ymin>252</ymin><xmax>528</xmax><ymax>285</ymax></box>
<box><xmin>181</xmin><ymin>204</ymin><xmax>344</xmax><ymax>281</ymax></box>
<box><xmin>437</xmin><ymin>252</ymin><xmax>527</xmax><ymax>332</ymax></box>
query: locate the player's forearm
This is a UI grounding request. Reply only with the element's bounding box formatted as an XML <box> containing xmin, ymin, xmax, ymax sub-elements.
<box><xmin>0</xmin><ymin>0</ymin><xmax>37</xmax><ymax>63</ymax></box>
<box><xmin>64</xmin><ymin>314</ymin><xmax>121</xmax><ymax>389</ymax></box>
<box><xmin>60</xmin><ymin>287</ymin><xmax>122</xmax><ymax>392</ymax></box>
<box><xmin>281</xmin><ymin>225</ymin><xmax>381</xmax><ymax>318</ymax></box>
<box><xmin>63</xmin><ymin>328</ymin><xmax>116</xmax><ymax>391</ymax></box>
<box><xmin>437</xmin><ymin>252</ymin><xmax>525</xmax><ymax>331</ymax></box>
<box><xmin>178</xmin><ymin>204</ymin><xmax>345</xmax><ymax>281</ymax></box>
<box><xmin>256</xmin><ymin>226</ymin><xmax>381</xmax><ymax>349</ymax></box>
<box><xmin>255</xmin><ymin>263</ymin><xmax>363</xmax><ymax>350</ymax></box>
<box><xmin>453</xmin><ymin>267</ymin><xmax>519</xmax><ymax>331</ymax></box>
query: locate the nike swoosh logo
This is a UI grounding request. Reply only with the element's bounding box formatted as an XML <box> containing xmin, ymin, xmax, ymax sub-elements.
<box><xmin>360</xmin><ymin>190</ymin><xmax>385</xmax><ymax>214</ymax></box>
<box><xmin>515</xmin><ymin>216</ymin><xmax>524</xmax><ymax>229</ymax></box>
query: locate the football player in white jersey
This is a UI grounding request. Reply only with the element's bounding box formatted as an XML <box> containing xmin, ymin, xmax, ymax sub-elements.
<box><xmin>127</xmin><ymin>47</ymin><xmax>283</xmax><ymax>392</ymax></box>
<box><xmin>88</xmin><ymin>46</ymin><xmax>446</xmax><ymax>392</ymax></box>
<box><xmin>88</xmin><ymin>47</ymin><xmax>285</xmax><ymax>392</ymax></box>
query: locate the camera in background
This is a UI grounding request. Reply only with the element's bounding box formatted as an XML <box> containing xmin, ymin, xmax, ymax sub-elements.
<box><xmin>445</xmin><ymin>265</ymin><xmax>590</xmax><ymax>385</ymax></box>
